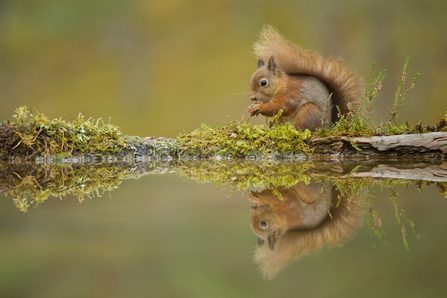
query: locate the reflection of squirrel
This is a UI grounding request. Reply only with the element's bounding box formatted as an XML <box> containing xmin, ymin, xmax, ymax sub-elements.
<box><xmin>249</xmin><ymin>181</ymin><xmax>330</xmax><ymax>250</ymax></box>
<box><xmin>248</xmin><ymin>26</ymin><xmax>362</xmax><ymax>131</ymax></box>
<box><xmin>248</xmin><ymin>180</ymin><xmax>362</xmax><ymax>279</ymax></box>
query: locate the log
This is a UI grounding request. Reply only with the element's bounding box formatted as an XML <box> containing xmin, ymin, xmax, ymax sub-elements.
<box><xmin>348</xmin><ymin>132</ymin><xmax>447</xmax><ymax>154</ymax></box>
<box><xmin>310</xmin><ymin>132</ymin><xmax>447</xmax><ymax>158</ymax></box>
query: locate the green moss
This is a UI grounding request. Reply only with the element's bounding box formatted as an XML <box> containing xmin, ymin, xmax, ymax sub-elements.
<box><xmin>176</xmin><ymin>112</ymin><xmax>312</xmax><ymax>158</ymax></box>
<box><xmin>3</xmin><ymin>106</ymin><xmax>125</xmax><ymax>159</ymax></box>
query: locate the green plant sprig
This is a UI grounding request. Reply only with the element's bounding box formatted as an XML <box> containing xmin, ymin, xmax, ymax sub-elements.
<box><xmin>316</xmin><ymin>58</ymin><xmax>422</xmax><ymax>142</ymax></box>
<box><xmin>388</xmin><ymin>57</ymin><xmax>420</xmax><ymax>126</ymax></box>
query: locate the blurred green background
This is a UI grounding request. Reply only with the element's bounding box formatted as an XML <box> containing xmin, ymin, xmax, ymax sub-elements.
<box><xmin>1</xmin><ymin>0</ymin><xmax>446</xmax><ymax>138</ymax></box>
<box><xmin>2</xmin><ymin>2</ymin><xmax>447</xmax><ymax>296</ymax></box>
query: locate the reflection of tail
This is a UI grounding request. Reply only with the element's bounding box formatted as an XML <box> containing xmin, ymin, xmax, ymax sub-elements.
<box><xmin>254</xmin><ymin>186</ymin><xmax>362</xmax><ymax>280</ymax></box>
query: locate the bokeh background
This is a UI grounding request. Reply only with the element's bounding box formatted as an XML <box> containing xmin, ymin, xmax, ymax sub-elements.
<box><xmin>2</xmin><ymin>2</ymin><xmax>447</xmax><ymax>297</ymax></box>
<box><xmin>1</xmin><ymin>0</ymin><xmax>446</xmax><ymax>138</ymax></box>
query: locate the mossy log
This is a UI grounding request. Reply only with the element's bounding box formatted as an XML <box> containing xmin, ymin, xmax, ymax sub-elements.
<box><xmin>65</xmin><ymin>131</ymin><xmax>447</xmax><ymax>160</ymax></box>
<box><xmin>134</xmin><ymin>132</ymin><xmax>447</xmax><ymax>160</ymax></box>
<box><xmin>2</xmin><ymin>118</ymin><xmax>447</xmax><ymax>161</ymax></box>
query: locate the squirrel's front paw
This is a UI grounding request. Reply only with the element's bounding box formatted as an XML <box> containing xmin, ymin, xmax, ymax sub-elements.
<box><xmin>248</xmin><ymin>191</ymin><xmax>261</xmax><ymax>203</ymax></box>
<box><xmin>248</xmin><ymin>104</ymin><xmax>261</xmax><ymax>116</ymax></box>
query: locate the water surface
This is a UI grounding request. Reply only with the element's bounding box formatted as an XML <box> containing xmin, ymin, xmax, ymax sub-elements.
<box><xmin>1</xmin><ymin>160</ymin><xmax>446</xmax><ymax>297</ymax></box>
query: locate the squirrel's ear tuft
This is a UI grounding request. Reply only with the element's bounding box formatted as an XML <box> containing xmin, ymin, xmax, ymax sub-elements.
<box><xmin>267</xmin><ymin>231</ymin><xmax>277</xmax><ymax>250</ymax></box>
<box><xmin>268</xmin><ymin>56</ymin><xmax>277</xmax><ymax>75</ymax></box>
<box><xmin>257</xmin><ymin>58</ymin><xmax>265</xmax><ymax>68</ymax></box>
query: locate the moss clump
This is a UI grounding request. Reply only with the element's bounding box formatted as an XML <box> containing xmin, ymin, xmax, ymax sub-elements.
<box><xmin>2</xmin><ymin>106</ymin><xmax>125</xmax><ymax>159</ymax></box>
<box><xmin>176</xmin><ymin>113</ymin><xmax>312</xmax><ymax>158</ymax></box>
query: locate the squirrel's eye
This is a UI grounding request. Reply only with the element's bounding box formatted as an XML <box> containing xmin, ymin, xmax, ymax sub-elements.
<box><xmin>260</xmin><ymin>221</ymin><xmax>268</xmax><ymax>228</ymax></box>
<box><xmin>260</xmin><ymin>79</ymin><xmax>268</xmax><ymax>87</ymax></box>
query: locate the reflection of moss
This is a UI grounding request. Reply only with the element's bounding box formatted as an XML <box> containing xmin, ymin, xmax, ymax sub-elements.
<box><xmin>176</xmin><ymin>160</ymin><xmax>312</xmax><ymax>192</ymax></box>
<box><xmin>3</xmin><ymin>160</ymin><xmax>313</xmax><ymax>212</ymax></box>
<box><xmin>0</xmin><ymin>161</ymin><xmax>179</xmax><ymax>212</ymax></box>
<box><xmin>1</xmin><ymin>162</ymin><xmax>128</xmax><ymax>212</ymax></box>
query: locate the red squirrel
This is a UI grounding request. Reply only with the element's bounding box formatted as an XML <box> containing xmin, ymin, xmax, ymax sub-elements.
<box><xmin>248</xmin><ymin>26</ymin><xmax>362</xmax><ymax>131</ymax></box>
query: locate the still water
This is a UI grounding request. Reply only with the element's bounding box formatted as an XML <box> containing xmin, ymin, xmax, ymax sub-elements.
<box><xmin>1</xmin><ymin>160</ymin><xmax>446</xmax><ymax>297</ymax></box>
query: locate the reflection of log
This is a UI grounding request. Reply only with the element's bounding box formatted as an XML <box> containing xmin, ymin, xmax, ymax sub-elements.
<box><xmin>311</xmin><ymin>160</ymin><xmax>447</xmax><ymax>182</ymax></box>
<box><xmin>311</xmin><ymin>132</ymin><xmax>447</xmax><ymax>156</ymax></box>
<box><xmin>2</xmin><ymin>158</ymin><xmax>447</xmax><ymax>213</ymax></box>
<box><xmin>341</xmin><ymin>163</ymin><xmax>447</xmax><ymax>182</ymax></box>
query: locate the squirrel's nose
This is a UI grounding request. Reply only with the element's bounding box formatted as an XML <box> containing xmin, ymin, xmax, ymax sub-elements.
<box><xmin>250</xmin><ymin>95</ymin><xmax>257</xmax><ymax>101</ymax></box>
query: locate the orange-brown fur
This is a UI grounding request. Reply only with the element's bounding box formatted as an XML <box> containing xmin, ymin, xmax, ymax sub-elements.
<box><xmin>248</xmin><ymin>26</ymin><xmax>362</xmax><ymax>131</ymax></box>
<box><xmin>249</xmin><ymin>181</ymin><xmax>330</xmax><ymax>249</ymax></box>
<box><xmin>249</xmin><ymin>180</ymin><xmax>362</xmax><ymax>279</ymax></box>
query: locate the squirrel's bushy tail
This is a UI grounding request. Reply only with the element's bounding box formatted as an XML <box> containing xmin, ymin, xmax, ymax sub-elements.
<box><xmin>254</xmin><ymin>25</ymin><xmax>362</xmax><ymax>118</ymax></box>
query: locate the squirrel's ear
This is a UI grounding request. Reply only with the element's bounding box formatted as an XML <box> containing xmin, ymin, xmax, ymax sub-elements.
<box><xmin>267</xmin><ymin>228</ymin><xmax>284</xmax><ymax>250</ymax></box>
<box><xmin>257</xmin><ymin>58</ymin><xmax>265</xmax><ymax>68</ymax></box>
<box><xmin>267</xmin><ymin>231</ymin><xmax>277</xmax><ymax>250</ymax></box>
<box><xmin>268</xmin><ymin>56</ymin><xmax>277</xmax><ymax>75</ymax></box>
